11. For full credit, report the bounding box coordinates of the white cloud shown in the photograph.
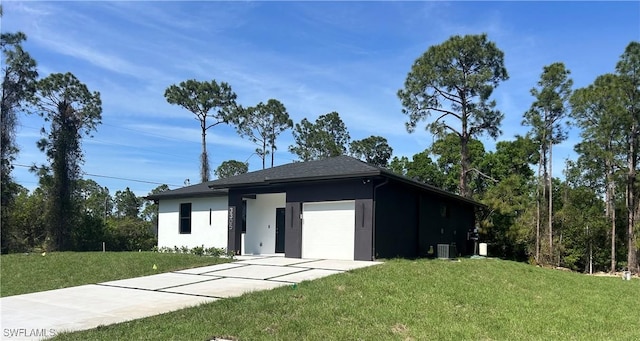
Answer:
[125,123,251,150]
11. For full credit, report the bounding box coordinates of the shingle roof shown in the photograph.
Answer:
[145,181,227,201]
[208,155,381,188]
[145,156,378,200]
[146,155,482,207]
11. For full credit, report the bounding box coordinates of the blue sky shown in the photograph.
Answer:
[3,1,639,196]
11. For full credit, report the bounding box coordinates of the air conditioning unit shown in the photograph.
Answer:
[437,243,457,259]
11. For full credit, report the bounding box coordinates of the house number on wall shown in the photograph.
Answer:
[228,206,235,230]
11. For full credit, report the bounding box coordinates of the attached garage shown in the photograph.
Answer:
[150,156,481,262]
[301,201,355,260]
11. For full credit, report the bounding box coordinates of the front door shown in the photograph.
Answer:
[275,207,285,253]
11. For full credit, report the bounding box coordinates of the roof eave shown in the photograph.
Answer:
[208,171,382,189]
[380,170,486,208]
[145,189,228,201]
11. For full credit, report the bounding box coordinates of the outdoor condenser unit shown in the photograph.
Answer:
[437,243,457,259]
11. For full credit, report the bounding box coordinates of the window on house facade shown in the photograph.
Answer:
[180,203,192,234]
[440,204,450,218]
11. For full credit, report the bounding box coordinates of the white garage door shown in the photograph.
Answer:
[302,200,355,260]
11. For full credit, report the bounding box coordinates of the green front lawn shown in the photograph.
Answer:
[0,251,230,297]
[52,258,639,340]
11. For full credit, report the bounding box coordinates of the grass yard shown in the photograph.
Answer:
[0,252,231,297]
[52,258,639,341]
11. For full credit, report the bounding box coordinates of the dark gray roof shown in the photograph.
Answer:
[146,156,482,207]
[145,182,227,201]
[146,156,378,201]
[208,155,381,188]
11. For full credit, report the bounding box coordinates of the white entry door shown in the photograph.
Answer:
[301,200,355,260]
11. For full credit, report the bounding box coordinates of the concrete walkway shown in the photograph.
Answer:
[1,256,380,340]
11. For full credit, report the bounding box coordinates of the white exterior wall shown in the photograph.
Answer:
[244,193,286,255]
[157,196,228,250]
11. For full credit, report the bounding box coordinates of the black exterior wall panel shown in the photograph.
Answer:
[354,199,374,261]
[231,185,287,198]
[285,202,302,258]
[416,192,475,257]
[418,194,442,256]
[226,193,243,254]
[284,179,373,203]
[227,175,475,260]
[455,203,475,256]
[230,179,375,260]
[228,179,372,203]
[374,180,476,259]
[374,182,419,259]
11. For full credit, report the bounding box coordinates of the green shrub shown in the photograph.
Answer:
[4,188,48,253]
[72,214,108,251]
[104,218,157,251]
[190,245,204,256]
[153,245,230,258]
[205,246,224,257]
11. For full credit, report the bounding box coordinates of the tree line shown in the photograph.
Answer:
[1,6,638,274]
[393,34,639,274]
[0,7,392,254]
[164,82,393,181]
[6,180,164,253]
[163,34,639,274]
[0,8,157,253]
[1,14,162,252]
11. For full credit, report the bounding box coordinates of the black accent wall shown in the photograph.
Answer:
[284,202,302,258]
[227,192,243,254]
[284,179,374,261]
[226,176,475,261]
[374,180,475,259]
[284,179,372,202]
[354,199,374,260]
[227,179,375,261]
[417,194,474,257]
[375,182,420,258]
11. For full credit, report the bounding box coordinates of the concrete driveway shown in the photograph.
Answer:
[0,256,380,340]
